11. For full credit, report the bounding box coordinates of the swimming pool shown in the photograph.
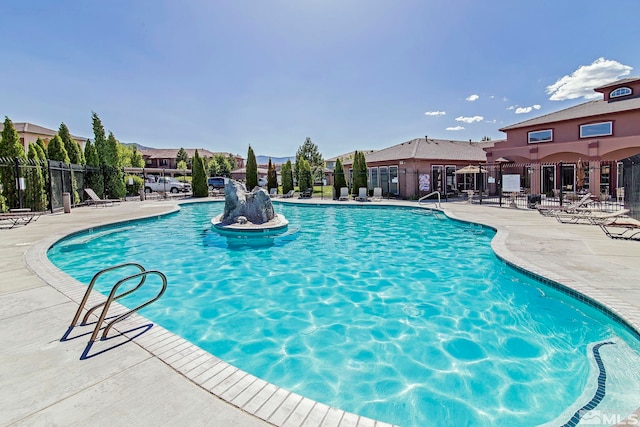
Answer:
[48,202,640,426]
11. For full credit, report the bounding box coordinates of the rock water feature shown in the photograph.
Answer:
[211,180,288,236]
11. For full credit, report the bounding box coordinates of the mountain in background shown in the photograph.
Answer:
[256,155,295,165]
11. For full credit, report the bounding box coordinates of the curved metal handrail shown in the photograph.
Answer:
[91,270,168,342]
[70,262,146,327]
[418,191,441,209]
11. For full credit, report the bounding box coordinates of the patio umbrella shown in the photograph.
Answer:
[576,158,585,189]
[455,165,487,174]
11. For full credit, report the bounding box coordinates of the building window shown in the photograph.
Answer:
[528,129,553,144]
[580,121,612,138]
[610,87,632,98]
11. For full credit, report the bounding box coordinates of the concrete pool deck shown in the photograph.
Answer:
[1,197,638,426]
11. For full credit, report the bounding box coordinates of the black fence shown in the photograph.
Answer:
[0,157,101,213]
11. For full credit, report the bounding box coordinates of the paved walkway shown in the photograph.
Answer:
[1,197,638,426]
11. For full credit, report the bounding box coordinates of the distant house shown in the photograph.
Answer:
[342,137,493,198]
[488,77,640,197]
[138,148,244,170]
[0,122,88,153]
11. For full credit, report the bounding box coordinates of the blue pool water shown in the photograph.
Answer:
[48,202,640,426]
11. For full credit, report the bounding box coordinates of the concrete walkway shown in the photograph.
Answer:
[1,198,638,426]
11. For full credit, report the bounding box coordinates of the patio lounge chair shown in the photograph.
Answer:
[599,217,640,240]
[269,188,278,197]
[0,210,42,229]
[84,188,121,207]
[537,192,592,216]
[553,209,630,225]
[299,188,312,199]
[355,187,369,202]
[372,187,383,201]
[338,187,350,201]
[282,190,294,198]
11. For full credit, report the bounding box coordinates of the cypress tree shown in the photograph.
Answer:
[267,158,278,193]
[281,160,293,194]
[298,158,312,192]
[245,145,258,190]
[192,150,208,197]
[48,135,70,163]
[333,158,347,199]
[84,139,103,195]
[26,144,47,211]
[0,116,26,209]
[58,123,84,164]
[103,131,125,198]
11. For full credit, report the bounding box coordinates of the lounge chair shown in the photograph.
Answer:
[372,187,383,201]
[282,190,294,198]
[0,210,42,229]
[537,193,592,216]
[269,188,278,197]
[554,209,630,225]
[338,187,350,201]
[299,188,312,199]
[355,187,369,202]
[84,188,121,207]
[599,217,640,240]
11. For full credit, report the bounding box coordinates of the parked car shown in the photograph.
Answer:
[144,176,191,193]
[208,176,229,191]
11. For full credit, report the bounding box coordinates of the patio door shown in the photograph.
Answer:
[380,166,389,194]
[542,165,555,194]
[389,166,398,195]
[561,164,575,192]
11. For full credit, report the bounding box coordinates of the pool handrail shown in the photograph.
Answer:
[418,191,441,209]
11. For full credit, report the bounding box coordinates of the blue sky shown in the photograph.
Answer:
[1,1,639,159]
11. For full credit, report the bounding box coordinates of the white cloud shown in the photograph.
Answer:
[455,115,484,123]
[424,111,446,116]
[507,105,516,110]
[515,104,541,114]
[466,94,479,102]
[546,57,633,101]
[446,126,465,131]
[485,119,497,124]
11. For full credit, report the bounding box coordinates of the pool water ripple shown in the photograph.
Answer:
[48,202,640,427]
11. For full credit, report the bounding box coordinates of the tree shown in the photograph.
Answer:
[103,131,125,198]
[333,158,347,199]
[92,112,107,167]
[267,158,278,193]
[58,123,84,164]
[36,138,48,158]
[245,145,258,190]
[351,151,368,196]
[130,147,144,168]
[298,158,312,192]
[84,139,103,196]
[295,137,324,183]
[25,144,47,211]
[176,147,189,167]
[191,150,208,197]
[176,160,187,171]
[47,135,70,163]
[281,160,294,195]
[0,116,26,209]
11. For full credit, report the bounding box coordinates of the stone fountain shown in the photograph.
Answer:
[211,180,288,234]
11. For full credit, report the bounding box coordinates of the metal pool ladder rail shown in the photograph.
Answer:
[69,262,168,342]
[418,191,441,209]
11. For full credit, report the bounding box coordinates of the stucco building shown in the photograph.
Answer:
[0,122,88,153]
[342,137,493,199]
[487,77,640,198]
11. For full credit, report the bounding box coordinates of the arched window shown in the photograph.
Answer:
[610,87,632,98]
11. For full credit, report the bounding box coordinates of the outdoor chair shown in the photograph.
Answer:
[599,216,640,240]
[355,187,369,202]
[0,210,42,229]
[269,188,278,197]
[282,190,294,198]
[372,187,383,201]
[553,209,630,225]
[299,188,312,199]
[84,188,121,207]
[537,193,592,217]
[338,187,350,201]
